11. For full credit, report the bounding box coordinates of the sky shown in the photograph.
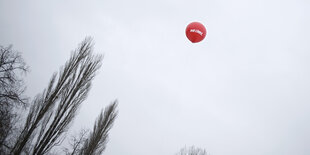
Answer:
[1,0,310,155]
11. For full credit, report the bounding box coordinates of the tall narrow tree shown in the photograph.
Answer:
[79,101,118,155]
[11,38,103,155]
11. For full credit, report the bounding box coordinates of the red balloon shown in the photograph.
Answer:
[186,22,207,43]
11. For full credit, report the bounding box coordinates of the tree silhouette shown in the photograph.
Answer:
[176,146,208,155]
[0,45,28,153]
[64,101,118,155]
[79,101,118,155]
[11,37,108,155]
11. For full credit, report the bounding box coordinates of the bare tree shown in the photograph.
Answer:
[176,146,208,155]
[63,101,118,155]
[11,37,103,155]
[78,101,118,155]
[63,129,89,155]
[0,45,28,153]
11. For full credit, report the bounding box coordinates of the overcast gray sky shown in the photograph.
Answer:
[1,0,310,155]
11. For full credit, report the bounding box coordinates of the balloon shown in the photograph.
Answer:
[185,22,207,43]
